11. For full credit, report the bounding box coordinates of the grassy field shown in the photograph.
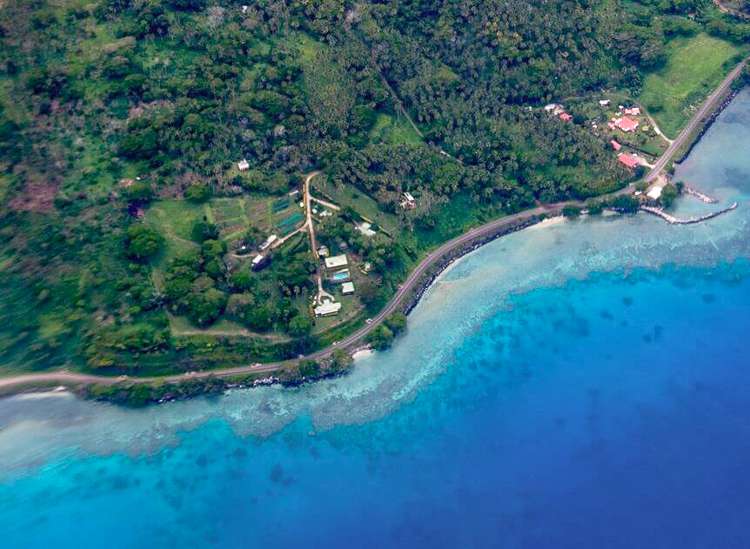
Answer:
[144,200,203,266]
[369,113,423,146]
[412,193,500,250]
[168,314,288,339]
[639,33,741,138]
[144,196,312,339]
[315,176,401,234]
[146,195,304,259]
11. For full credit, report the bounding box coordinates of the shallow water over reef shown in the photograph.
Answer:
[1,89,750,548]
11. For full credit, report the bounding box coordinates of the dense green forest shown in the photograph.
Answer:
[0,0,747,375]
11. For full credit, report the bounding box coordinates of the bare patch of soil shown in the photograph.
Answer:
[8,170,59,213]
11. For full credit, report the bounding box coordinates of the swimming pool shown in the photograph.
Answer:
[331,269,350,282]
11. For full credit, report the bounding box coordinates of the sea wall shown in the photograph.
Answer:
[674,86,743,166]
[399,215,549,317]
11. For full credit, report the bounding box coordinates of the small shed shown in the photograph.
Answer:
[251,254,269,271]
[259,234,278,251]
[647,186,663,200]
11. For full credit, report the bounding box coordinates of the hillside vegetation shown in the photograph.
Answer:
[0,0,747,375]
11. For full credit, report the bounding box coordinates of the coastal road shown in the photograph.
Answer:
[0,201,576,394]
[645,58,747,183]
[304,203,562,361]
[2,59,747,395]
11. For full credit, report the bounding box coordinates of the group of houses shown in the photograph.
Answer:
[607,105,641,135]
[545,99,649,172]
[608,105,649,171]
[314,253,357,317]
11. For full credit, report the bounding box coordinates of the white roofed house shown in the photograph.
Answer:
[324,254,348,270]
[355,222,376,237]
[341,281,355,295]
[647,186,663,201]
[237,159,250,171]
[314,302,342,317]
[259,234,278,251]
[251,254,269,271]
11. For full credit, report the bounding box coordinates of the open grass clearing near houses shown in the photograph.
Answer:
[314,176,400,235]
[639,33,741,138]
[145,194,304,258]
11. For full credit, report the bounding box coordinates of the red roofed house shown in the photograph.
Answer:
[559,112,573,122]
[618,153,640,169]
[615,116,639,132]
[610,140,622,151]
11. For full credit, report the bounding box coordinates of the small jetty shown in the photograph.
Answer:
[684,186,719,204]
[640,202,738,225]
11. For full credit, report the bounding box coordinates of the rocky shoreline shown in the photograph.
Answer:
[399,216,547,317]
[674,86,741,165]
[74,214,551,406]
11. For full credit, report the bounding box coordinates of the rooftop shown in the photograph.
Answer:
[341,281,355,294]
[617,153,640,169]
[615,116,639,132]
[314,302,342,317]
[647,186,663,200]
[324,254,348,269]
[356,222,376,237]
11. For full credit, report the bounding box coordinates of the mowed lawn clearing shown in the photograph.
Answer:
[315,176,401,235]
[144,200,203,266]
[369,113,423,146]
[639,33,741,138]
[146,194,306,260]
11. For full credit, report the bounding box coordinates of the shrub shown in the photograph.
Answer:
[124,224,163,260]
[298,359,320,378]
[185,183,211,202]
[562,205,582,218]
[660,183,679,208]
[288,314,313,337]
[367,325,394,351]
[384,312,407,335]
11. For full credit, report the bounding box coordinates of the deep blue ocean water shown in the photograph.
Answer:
[1,90,750,548]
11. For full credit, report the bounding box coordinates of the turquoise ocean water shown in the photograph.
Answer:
[1,90,750,548]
